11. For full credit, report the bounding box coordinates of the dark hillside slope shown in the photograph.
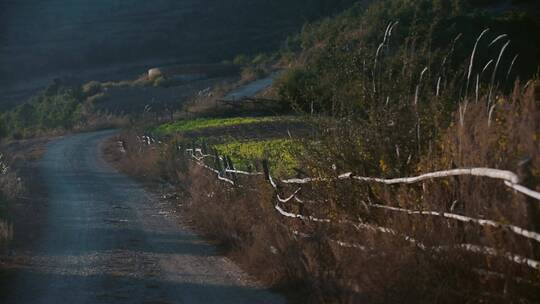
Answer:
[0,0,356,104]
[275,0,540,115]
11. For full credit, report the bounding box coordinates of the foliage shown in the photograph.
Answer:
[0,118,5,139]
[215,139,299,176]
[233,54,250,66]
[0,83,85,139]
[113,0,540,302]
[276,69,321,113]
[276,0,540,116]
[35,93,82,130]
[272,0,540,179]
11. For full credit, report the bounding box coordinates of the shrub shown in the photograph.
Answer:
[1,83,85,137]
[35,93,82,130]
[180,84,540,303]
[233,54,250,66]
[275,0,540,117]
[251,53,269,65]
[215,139,299,176]
[276,68,320,113]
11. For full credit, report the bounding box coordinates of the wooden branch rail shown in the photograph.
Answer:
[438,244,540,270]
[186,150,540,203]
[371,204,540,243]
[282,168,519,185]
[290,229,370,250]
[183,146,540,270]
[277,199,540,270]
[281,168,540,202]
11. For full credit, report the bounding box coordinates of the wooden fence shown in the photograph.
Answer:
[135,135,540,275]
[184,145,540,272]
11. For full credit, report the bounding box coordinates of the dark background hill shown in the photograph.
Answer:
[0,0,356,106]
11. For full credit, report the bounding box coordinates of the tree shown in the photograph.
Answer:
[12,103,37,130]
[36,93,81,130]
[0,115,7,141]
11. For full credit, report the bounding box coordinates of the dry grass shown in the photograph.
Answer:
[0,151,25,203]
[75,113,129,132]
[175,84,540,303]
[103,131,163,180]
[183,166,306,297]
[181,82,235,115]
[108,82,540,303]
[0,172,24,203]
[0,152,25,245]
[181,164,505,303]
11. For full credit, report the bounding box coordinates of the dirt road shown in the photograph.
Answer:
[1,130,284,304]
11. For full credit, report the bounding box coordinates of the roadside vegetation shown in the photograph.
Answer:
[109,0,540,302]
[215,139,299,175]
[0,80,127,140]
[154,116,288,135]
[0,81,126,250]
[0,154,23,245]
[1,0,537,302]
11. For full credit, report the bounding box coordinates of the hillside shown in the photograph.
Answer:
[1,1,540,303]
[272,0,540,115]
[104,0,540,302]
[0,0,357,106]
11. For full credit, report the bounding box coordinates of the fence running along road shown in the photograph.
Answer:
[134,136,540,273]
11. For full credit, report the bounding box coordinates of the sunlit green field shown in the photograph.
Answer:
[215,139,299,176]
[154,116,295,135]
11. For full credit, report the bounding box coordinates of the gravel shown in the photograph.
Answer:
[1,130,285,304]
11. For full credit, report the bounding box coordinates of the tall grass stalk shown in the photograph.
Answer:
[488,40,511,106]
[488,103,496,127]
[441,34,461,70]
[414,67,429,105]
[374,20,398,94]
[475,74,480,103]
[481,59,494,76]
[466,28,490,96]
[415,67,428,153]
[505,54,519,83]
[389,21,399,36]
[383,21,393,44]
[488,34,508,47]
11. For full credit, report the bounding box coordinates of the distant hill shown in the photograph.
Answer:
[0,0,357,106]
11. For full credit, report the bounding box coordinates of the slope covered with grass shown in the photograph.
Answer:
[112,1,540,302]
[215,139,299,175]
[173,0,540,302]
[154,116,297,135]
[274,0,540,115]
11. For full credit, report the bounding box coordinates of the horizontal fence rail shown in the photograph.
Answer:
[282,168,519,185]
[143,145,540,272]
[282,169,540,202]
[185,147,540,202]
[371,204,540,243]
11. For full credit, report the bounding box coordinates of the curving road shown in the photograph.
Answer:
[2,130,284,304]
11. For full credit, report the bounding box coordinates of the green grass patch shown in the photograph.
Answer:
[215,139,299,176]
[154,116,292,135]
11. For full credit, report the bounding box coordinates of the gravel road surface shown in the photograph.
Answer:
[1,130,284,304]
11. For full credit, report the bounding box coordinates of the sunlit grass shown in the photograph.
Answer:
[154,116,294,135]
[214,139,299,176]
